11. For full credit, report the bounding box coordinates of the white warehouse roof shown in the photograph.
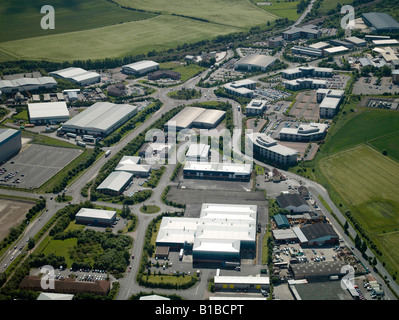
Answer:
[186,143,210,161]
[97,171,133,192]
[28,102,69,122]
[75,208,116,221]
[122,60,159,72]
[214,276,270,285]
[49,67,100,85]
[115,156,151,174]
[165,107,225,131]
[183,161,252,175]
[62,102,138,135]
[156,203,257,248]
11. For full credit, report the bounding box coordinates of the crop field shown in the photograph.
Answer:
[0,15,243,62]
[0,0,155,43]
[115,0,278,28]
[319,144,399,273]
[0,0,281,62]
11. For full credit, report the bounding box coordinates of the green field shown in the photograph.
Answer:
[0,0,281,62]
[320,109,399,156]
[311,104,399,279]
[0,15,243,62]
[316,0,354,15]
[159,62,206,82]
[41,238,78,267]
[0,0,155,43]
[369,133,399,163]
[252,0,302,21]
[115,0,277,28]
[319,145,399,273]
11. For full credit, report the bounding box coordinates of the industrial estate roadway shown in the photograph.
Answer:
[1,0,397,300]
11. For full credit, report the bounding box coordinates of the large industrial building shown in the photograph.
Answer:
[164,107,225,132]
[345,36,367,47]
[49,67,100,86]
[28,102,70,124]
[234,54,277,72]
[362,12,399,33]
[61,102,138,137]
[122,60,159,76]
[75,208,117,227]
[96,171,133,195]
[278,123,328,142]
[0,129,22,163]
[155,203,257,265]
[183,161,252,181]
[247,132,298,166]
[323,46,350,55]
[114,156,151,177]
[214,276,270,292]
[0,76,57,94]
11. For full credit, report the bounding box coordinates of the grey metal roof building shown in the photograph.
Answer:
[61,102,138,137]
[191,109,225,129]
[164,107,225,132]
[114,155,151,177]
[97,171,133,195]
[0,77,57,94]
[276,193,310,213]
[122,60,159,76]
[164,106,205,132]
[234,54,277,72]
[0,129,21,163]
[299,223,339,246]
[290,261,347,281]
[362,12,399,33]
[49,67,100,86]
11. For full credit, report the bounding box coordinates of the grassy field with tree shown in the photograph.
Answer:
[294,99,399,283]
[252,0,303,21]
